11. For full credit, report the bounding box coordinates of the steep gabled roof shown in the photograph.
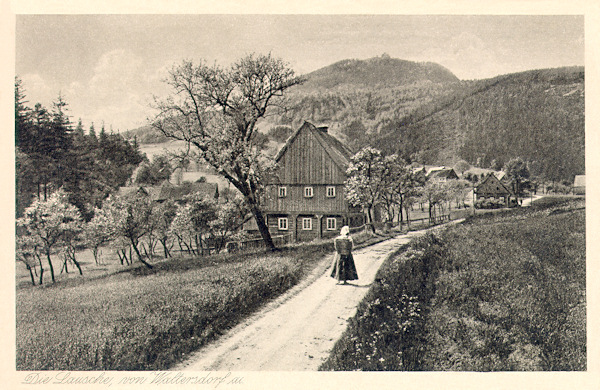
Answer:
[152,181,218,202]
[427,167,458,180]
[476,172,513,195]
[275,121,353,171]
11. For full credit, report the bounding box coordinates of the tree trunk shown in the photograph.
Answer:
[92,246,100,265]
[249,203,275,250]
[366,206,376,233]
[71,256,83,275]
[130,238,153,269]
[61,255,69,274]
[399,195,404,224]
[160,238,171,258]
[36,253,44,285]
[25,262,35,286]
[45,249,56,283]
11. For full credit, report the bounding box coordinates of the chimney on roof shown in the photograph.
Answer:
[317,126,328,133]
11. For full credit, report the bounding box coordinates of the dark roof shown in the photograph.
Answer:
[152,181,218,202]
[118,182,218,202]
[275,121,354,171]
[476,172,513,195]
[427,167,458,180]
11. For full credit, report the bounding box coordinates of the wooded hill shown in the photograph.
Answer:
[131,56,584,183]
[278,64,584,183]
[370,66,584,183]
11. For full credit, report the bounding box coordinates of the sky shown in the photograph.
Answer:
[15,14,584,132]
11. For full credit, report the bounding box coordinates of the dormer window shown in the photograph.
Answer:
[278,186,287,198]
[326,186,336,198]
[304,187,313,198]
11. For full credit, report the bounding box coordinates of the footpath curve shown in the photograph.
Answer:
[174,224,459,371]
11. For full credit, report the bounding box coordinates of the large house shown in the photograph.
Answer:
[262,121,364,242]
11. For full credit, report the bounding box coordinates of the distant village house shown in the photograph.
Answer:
[426,166,459,182]
[475,172,513,207]
[118,181,219,203]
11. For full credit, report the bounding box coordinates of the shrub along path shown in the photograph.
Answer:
[174,222,462,371]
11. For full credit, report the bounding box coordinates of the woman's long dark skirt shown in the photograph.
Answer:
[330,253,358,282]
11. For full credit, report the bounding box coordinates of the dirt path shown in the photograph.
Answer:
[174,226,454,371]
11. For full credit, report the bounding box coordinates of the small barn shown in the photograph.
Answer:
[151,181,219,203]
[475,173,514,207]
[117,181,218,203]
[426,167,459,182]
[573,175,585,194]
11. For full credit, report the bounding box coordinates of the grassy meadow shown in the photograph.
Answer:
[321,197,585,371]
[16,227,391,370]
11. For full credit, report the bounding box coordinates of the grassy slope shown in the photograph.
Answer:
[16,229,392,371]
[320,197,585,371]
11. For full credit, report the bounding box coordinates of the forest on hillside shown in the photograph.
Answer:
[273,66,585,184]
[126,59,584,184]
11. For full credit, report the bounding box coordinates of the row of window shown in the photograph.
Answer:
[278,186,336,198]
[278,217,337,231]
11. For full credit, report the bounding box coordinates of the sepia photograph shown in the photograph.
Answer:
[6,1,598,388]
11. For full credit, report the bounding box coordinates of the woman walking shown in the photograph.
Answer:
[330,226,358,284]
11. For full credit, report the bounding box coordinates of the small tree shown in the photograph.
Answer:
[345,147,386,233]
[169,194,217,256]
[102,193,154,268]
[17,190,82,283]
[209,195,248,252]
[420,181,447,224]
[135,154,173,185]
[152,199,178,258]
[454,160,471,176]
[84,206,115,264]
[16,234,39,286]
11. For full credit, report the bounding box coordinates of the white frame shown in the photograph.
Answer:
[326,217,336,230]
[278,186,287,198]
[278,217,288,230]
[304,186,314,198]
[302,217,312,230]
[326,186,336,198]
